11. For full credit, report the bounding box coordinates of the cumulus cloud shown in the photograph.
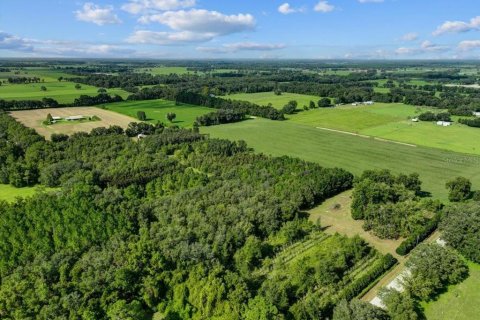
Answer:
[0,31,34,52]
[395,40,449,56]
[458,40,480,51]
[433,16,480,36]
[122,0,195,14]
[401,32,418,41]
[197,42,286,54]
[128,9,255,45]
[278,3,303,15]
[75,3,121,25]
[314,1,334,13]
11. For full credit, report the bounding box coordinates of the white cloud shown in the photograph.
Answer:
[395,41,449,56]
[278,3,303,15]
[75,3,121,26]
[126,30,214,44]
[401,32,418,41]
[358,0,384,3]
[121,0,195,14]
[0,31,34,52]
[458,40,480,51]
[314,1,334,13]
[197,42,286,53]
[433,16,480,36]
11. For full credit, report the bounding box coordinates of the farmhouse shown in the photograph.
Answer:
[436,121,451,126]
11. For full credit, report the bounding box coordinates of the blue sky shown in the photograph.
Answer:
[1,0,480,59]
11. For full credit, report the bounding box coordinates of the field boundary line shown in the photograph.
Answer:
[315,127,417,148]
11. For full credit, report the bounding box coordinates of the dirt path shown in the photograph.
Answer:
[315,127,417,147]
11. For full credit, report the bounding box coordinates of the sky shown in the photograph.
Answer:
[1,0,480,59]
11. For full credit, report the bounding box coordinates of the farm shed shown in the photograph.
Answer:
[65,115,86,121]
[436,121,451,126]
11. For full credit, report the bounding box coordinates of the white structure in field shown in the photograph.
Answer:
[412,118,419,122]
[436,121,451,126]
[52,116,62,120]
[65,115,86,121]
[473,111,480,117]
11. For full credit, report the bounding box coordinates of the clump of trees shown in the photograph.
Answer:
[166,112,176,123]
[459,117,480,128]
[196,109,245,126]
[281,100,298,114]
[418,111,451,122]
[446,176,472,202]
[440,202,480,263]
[350,170,437,240]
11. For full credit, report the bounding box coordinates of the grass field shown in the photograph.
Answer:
[422,261,480,320]
[0,184,56,202]
[287,103,480,155]
[11,107,136,138]
[0,81,129,104]
[203,118,480,200]
[227,92,323,109]
[102,99,214,127]
[309,190,403,258]
[136,66,192,75]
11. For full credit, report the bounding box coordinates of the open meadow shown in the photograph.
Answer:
[0,82,129,104]
[101,99,214,127]
[287,102,480,155]
[10,107,136,138]
[203,118,480,201]
[227,91,323,109]
[0,184,56,203]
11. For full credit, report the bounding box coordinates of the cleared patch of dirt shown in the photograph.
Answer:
[10,107,137,139]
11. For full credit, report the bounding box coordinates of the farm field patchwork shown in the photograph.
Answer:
[0,81,129,104]
[287,103,480,155]
[203,118,480,200]
[101,99,214,127]
[10,107,136,138]
[227,92,323,109]
[422,261,480,320]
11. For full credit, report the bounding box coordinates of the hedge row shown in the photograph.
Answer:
[395,213,440,256]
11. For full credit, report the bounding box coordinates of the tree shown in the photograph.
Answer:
[46,113,53,124]
[244,296,280,320]
[40,85,47,91]
[333,299,390,320]
[98,88,107,93]
[166,112,177,123]
[309,100,316,109]
[58,76,63,82]
[440,202,480,262]
[137,111,147,121]
[274,88,282,96]
[404,243,468,300]
[380,289,418,320]
[446,176,472,202]
[75,84,82,90]
[318,97,332,108]
[281,101,297,114]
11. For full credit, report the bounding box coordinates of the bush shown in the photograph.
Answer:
[396,213,440,256]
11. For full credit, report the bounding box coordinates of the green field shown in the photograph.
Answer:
[0,184,56,202]
[227,91,323,109]
[0,81,129,104]
[0,67,74,82]
[287,103,480,155]
[102,99,214,127]
[203,118,480,200]
[136,66,192,75]
[423,261,480,320]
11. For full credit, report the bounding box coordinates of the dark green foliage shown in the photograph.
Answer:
[404,243,468,300]
[281,100,298,114]
[445,176,472,202]
[51,133,69,142]
[196,109,246,126]
[318,97,332,108]
[418,111,451,122]
[380,289,419,320]
[459,117,480,127]
[333,299,390,320]
[440,202,480,263]
[396,212,441,256]
[0,113,354,319]
[166,112,176,122]
[137,110,147,121]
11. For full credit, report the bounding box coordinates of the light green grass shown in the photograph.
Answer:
[101,99,214,127]
[136,66,192,75]
[0,67,74,82]
[227,92,323,109]
[287,103,480,155]
[422,261,480,320]
[0,81,129,104]
[203,118,480,200]
[0,184,56,202]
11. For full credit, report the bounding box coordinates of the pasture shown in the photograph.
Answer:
[11,107,136,138]
[227,91,323,109]
[136,66,191,75]
[0,184,56,202]
[287,103,480,155]
[422,261,480,320]
[0,81,129,104]
[101,99,214,127]
[202,118,480,200]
